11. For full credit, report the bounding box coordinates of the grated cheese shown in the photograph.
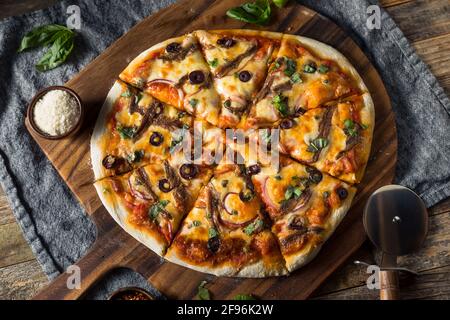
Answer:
[33,89,80,136]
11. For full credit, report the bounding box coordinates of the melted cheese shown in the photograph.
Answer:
[196,30,279,127]
[120,34,221,126]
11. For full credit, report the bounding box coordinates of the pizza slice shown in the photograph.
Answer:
[94,160,213,256]
[245,34,367,128]
[119,33,221,126]
[278,94,374,184]
[165,161,287,277]
[251,157,356,272]
[195,30,281,128]
[91,80,194,180]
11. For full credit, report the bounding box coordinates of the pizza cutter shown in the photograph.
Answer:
[362,185,428,300]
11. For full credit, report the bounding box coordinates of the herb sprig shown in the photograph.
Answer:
[18,24,76,72]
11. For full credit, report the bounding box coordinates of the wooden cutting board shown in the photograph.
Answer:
[28,0,397,300]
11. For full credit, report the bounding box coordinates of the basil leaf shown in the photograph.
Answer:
[149,200,170,221]
[192,220,201,227]
[243,219,264,235]
[208,58,219,67]
[117,125,137,139]
[307,137,329,152]
[169,135,184,153]
[197,281,211,300]
[36,31,74,72]
[318,64,330,74]
[226,0,271,26]
[284,58,297,77]
[18,24,71,52]
[285,185,303,200]
[303,62,317,73]
[189,98,198,108]
[272,0,289,8]
[121,90,132,98]
[290,72,302,83]
[208,228,218,238]
[127,150,144,163]
[344,119,358,137]
[272,94,289,117]
[234,294,256,300]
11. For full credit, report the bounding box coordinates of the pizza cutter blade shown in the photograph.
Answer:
[363,185,428,300]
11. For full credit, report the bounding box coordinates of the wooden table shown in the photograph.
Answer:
[0,0,449,300]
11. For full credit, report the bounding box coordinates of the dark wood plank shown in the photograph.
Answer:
[0,0,58,20]
[385,0,450,42]
[413,33,450,95]
[0,260,47,300]
[0,222,37,268]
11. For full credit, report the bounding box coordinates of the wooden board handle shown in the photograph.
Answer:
[32,207,139,300]
[379,270,399,300]
[32,239,118,300]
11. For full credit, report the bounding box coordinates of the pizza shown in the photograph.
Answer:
[94,161,213,255]
[91,30,375,277]
[278,94,374,184]
[119,34,221,126]
[165,160,287,277]
[250,156,356,271]
[244,35,367,128]
[195,30,281,128]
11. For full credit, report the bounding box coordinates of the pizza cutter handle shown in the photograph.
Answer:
[379,270,400,300]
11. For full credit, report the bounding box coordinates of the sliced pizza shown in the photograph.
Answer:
[245,34,367,128]
[195,30,281,128]
[91,80,193,179]
[94,160,213,255]
[165,161,287,277]
[119,34,221,126]
[251,157,356,271]
[278,93,374,184]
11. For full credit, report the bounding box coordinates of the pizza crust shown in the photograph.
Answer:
[94,181,167,256]
[282,34,369,93]
[283,186,357,272]
[164,249,237,277]
[165,246,288,278]
[236,259,288,277]
[91,81,125,180]
[118,35,187,86]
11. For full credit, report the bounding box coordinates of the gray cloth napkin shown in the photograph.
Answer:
[0,0,448,299]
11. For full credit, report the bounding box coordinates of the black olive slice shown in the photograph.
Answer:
[207,236,220,253]
[149,132,164,146]
[337,187,348,199]
[239,190,254,202]
[166,42,182,53]
[238,70,252,82]
[306,167,323,184]
[188,70,205,85]
[280,119,295,129]
[158,178,173,193]
[102,155,122,169]
[247,164,261,176]
[179,164,199,180]
[217,37,236,48]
